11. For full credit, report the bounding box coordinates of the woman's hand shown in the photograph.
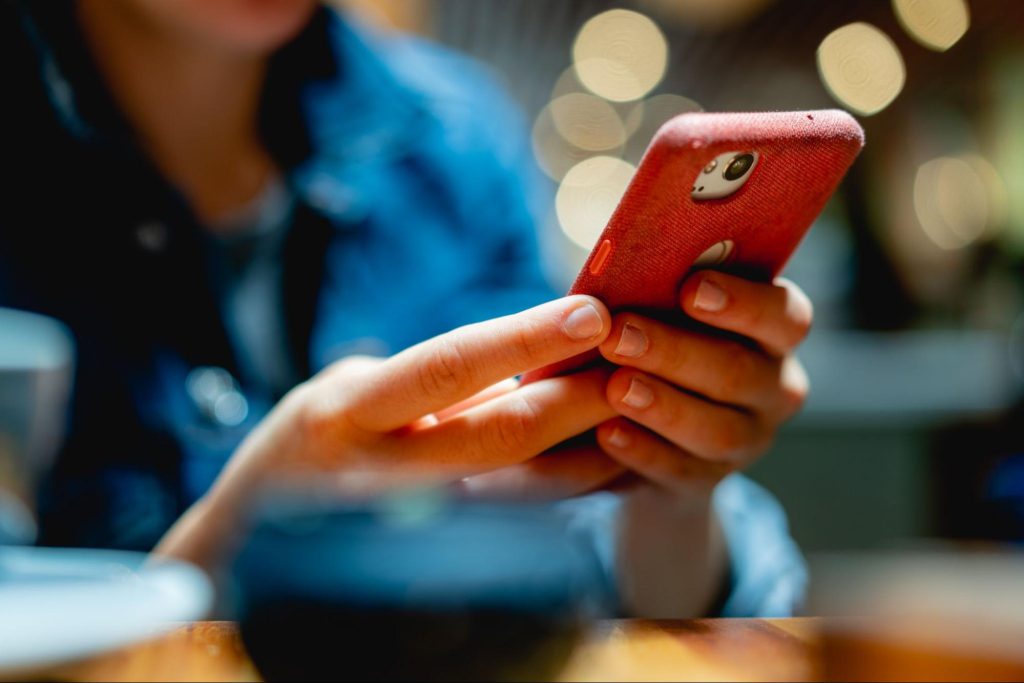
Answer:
[155,295,624,570]
[458,272,813,618]
[594,271,811,497]
[459,272,811,501]
[597,271,812,617]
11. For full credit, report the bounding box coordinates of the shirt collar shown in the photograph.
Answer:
[283,14,431,225]
[14,0,134,148]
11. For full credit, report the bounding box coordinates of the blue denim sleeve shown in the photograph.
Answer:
[389,42,560,325]
[555,474,807,618]
[443,96,560,322]
[715,475,808,617]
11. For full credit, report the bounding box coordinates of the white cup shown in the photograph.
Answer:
[0,309,74,545]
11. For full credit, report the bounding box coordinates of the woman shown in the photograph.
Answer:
[1,0,810,617]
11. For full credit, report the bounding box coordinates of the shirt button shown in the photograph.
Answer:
[186,367,249,428]
[135,221,168,253]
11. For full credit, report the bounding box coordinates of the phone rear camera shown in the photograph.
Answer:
[723,153,755,181]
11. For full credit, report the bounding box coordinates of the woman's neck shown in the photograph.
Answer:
[76,0,276,225]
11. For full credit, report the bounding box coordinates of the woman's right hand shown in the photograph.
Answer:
[155,296,623,570]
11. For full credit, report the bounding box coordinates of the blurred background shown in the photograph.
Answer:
[343,0,1024,554]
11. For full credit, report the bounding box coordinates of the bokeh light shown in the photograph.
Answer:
[892,0,970,52]
[913,156,1003,251]
[552,66,643,138]
[532,104,616,182]
[549,93,627,152]
[817,22,906,116]
[962,153,1010,236]
[623,93,703,164]
[572,9,668,103]
[556,156,636,248]
[550,65,587,101]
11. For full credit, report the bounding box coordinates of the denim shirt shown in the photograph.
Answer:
[0,3,804,616]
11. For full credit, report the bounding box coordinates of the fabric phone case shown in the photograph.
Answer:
[525,109,864,382]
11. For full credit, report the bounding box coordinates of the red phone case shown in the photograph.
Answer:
[526,109,864,382]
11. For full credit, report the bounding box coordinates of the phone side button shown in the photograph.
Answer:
[589,239,613,276]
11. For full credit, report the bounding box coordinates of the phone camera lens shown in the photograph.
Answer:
[723,153,755,181]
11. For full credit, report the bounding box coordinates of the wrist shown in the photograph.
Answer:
[615,485,727,618]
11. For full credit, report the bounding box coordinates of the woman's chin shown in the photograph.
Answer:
[130,0,319,56]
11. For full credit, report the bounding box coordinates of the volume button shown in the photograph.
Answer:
[589,239,613,276]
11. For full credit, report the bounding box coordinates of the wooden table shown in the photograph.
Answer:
[48,619,821,682]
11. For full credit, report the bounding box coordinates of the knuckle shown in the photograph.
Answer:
[787,312,813,348]
[508,317,547,364]
[720,345,757,398]
[489,394,542,455]
[660,447,693,481]
[663,333,694,375]
[706,419,751,462]
[417,339,471,397]
[783,286,814,347]
[781,385,808,417]
[294,385,343,446]
[744,293,773,332]
[780,359,810,414]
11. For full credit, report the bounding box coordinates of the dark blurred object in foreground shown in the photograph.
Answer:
[231,495,614,682]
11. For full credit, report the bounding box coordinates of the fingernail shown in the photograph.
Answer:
[621,376,654,409]
[614,323,648,358]
[563,302,604,340]
[694,279,728,313]
[608,426,632,448]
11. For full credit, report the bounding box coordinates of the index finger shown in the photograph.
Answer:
[344,296,611,432]
[680,272,813,357]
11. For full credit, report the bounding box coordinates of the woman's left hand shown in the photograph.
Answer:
[592,270,811,497]
[457,271,813,617]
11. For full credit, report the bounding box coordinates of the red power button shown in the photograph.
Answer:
[589,239,612,276]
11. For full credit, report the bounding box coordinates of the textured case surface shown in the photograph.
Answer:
[573,109,863,307]
[527,109,864,382]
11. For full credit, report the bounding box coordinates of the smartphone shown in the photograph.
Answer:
[526,109,864,381]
